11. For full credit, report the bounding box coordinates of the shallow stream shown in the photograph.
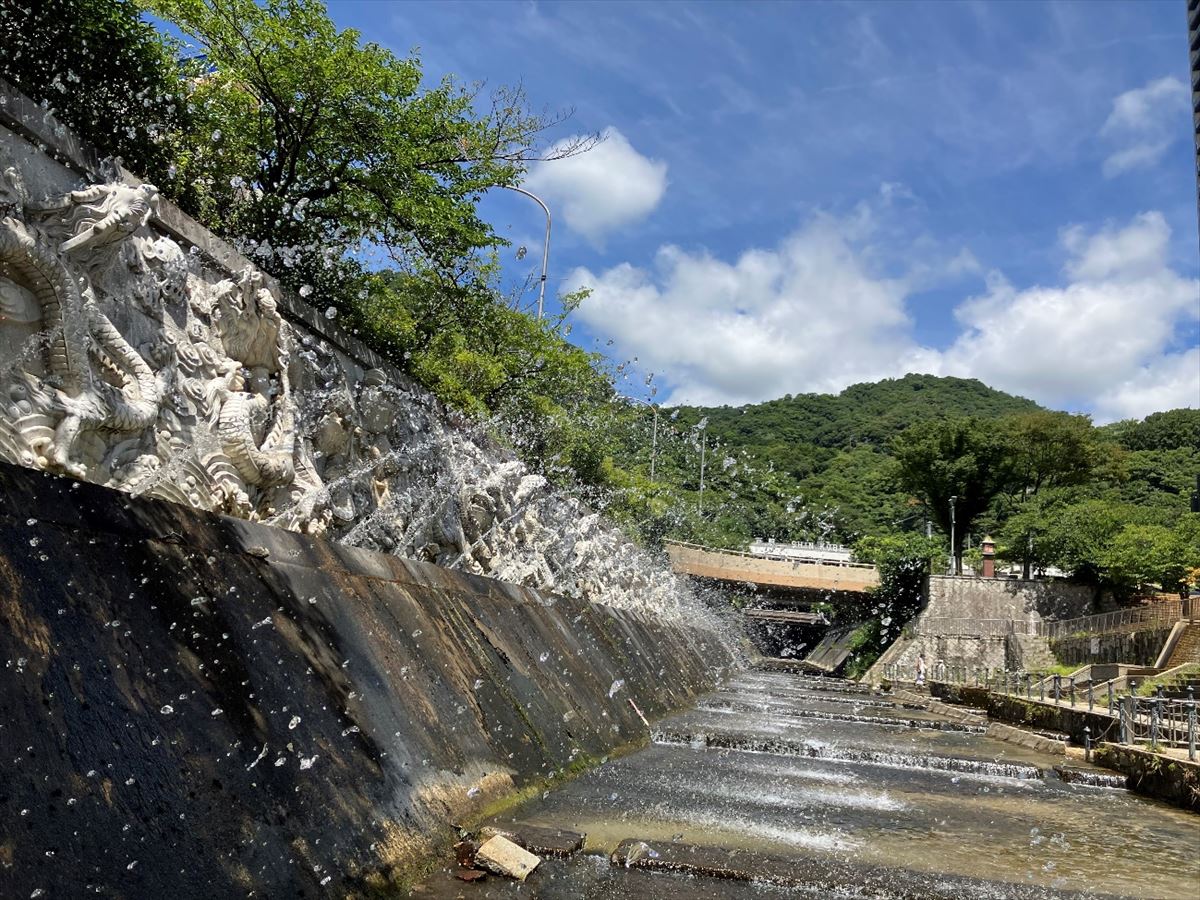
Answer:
[420,670,1200,898]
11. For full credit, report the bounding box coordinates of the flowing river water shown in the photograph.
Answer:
[419,669,1199,899]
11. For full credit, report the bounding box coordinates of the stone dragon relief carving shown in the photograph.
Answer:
[0,161,712,621]
[0,168,313,521]
[0,171,162,479]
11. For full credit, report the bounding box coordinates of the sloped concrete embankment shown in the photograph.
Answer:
[0,462,731,898]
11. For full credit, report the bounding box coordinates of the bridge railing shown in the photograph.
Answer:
[664,539,877,570]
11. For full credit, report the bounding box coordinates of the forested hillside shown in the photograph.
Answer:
[610,378,1198,598]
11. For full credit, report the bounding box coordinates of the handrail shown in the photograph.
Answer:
[916,616,1040,637]
[1039,599,1195,641]
[663,539,877,570]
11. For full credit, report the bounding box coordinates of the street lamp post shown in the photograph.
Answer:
[949,494,958,576]
[502,185,551,320]
[627,397,659,483]
[649,405,659,483]
[695,419,708,514]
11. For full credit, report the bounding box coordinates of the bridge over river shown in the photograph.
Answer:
[665,540,879,598]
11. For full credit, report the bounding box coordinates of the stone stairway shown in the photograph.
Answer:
[1166,623,1200,667]
[1005,632,1058,672]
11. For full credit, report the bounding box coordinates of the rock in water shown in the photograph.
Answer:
[475,835,540,881]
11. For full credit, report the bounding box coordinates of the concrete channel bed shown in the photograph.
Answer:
[421,670,1200,899]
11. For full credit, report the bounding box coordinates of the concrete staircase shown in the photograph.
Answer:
[1165,623,1200,667]
[1006,632,1058,672]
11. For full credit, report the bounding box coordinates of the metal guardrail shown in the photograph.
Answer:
[916,617,1040,637]
[906,600,1195,641]
[881,663,1199,760]
[1038,599,1197,641]
[664,539,876,570]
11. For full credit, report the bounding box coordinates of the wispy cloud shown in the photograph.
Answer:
[1100,76,1189,177]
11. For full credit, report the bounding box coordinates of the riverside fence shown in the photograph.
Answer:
[883,662,1199,761]
[912,598,1197,640]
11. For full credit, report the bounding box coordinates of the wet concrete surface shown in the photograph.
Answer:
[418,671,1200,899]
[0,463,730,898]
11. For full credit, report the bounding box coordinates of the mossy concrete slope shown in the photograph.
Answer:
[0,462,730,897]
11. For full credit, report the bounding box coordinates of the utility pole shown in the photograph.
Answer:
[699,432,706,513]
[949,495,958,576]
[649,404,659,483]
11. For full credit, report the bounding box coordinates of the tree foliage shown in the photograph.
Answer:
[146,0,594,299]
[0,0,187,179]
[891,417,1014,572]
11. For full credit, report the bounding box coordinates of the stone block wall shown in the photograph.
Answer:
[924,575,1096,623]
[867,576,1098,682]
[1050,628,1175,667]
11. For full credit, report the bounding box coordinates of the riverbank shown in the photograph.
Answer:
[414,669,1200,898]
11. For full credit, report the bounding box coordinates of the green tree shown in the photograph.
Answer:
[146,0,593,300]
[846,532,943,675]
[0,0,187,180]
[1000,411,1101,576]
[1099,522,1198,597]
[1105,408,1200,452]
[891,417,1014,574]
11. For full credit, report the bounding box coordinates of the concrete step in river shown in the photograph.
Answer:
[415,670,1200,898]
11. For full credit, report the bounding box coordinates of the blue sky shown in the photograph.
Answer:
[327,0,1198,420]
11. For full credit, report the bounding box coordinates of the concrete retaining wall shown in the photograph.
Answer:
[866,576,1097,682]
[924,575,1095,622]
[1051,628,1174,667]
[1092,745,1200,812]
[0,462,730,897]
[929,683,1200,812]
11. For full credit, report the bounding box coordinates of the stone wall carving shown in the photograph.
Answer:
[0,107,719,625]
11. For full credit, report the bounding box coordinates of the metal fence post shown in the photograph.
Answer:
[1069,676,1076,706]
[1188,687,1196,762]
[1054,674,1061,705]
[1040,676,1045,702]
[1120,695,1131,745]
[1150,698,1159,751]
[1107,681,1114,716]
[1088,682,1094,712]
[1084,726,1092,762]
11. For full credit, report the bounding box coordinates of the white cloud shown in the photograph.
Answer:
[523,127,667,245]
[935,212,1197,419]
[1100,77,1189,177]
[568,209,1199,420]
[1095,349,1200,423]
[566,210,942,407]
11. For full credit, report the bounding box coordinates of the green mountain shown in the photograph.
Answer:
[613,375,1197,553]
[672,374,1041,475]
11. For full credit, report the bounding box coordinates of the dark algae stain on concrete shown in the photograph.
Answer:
[0,463,728,897]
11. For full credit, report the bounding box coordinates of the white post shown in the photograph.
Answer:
[650,405,659,483]
[504,186,551,320]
